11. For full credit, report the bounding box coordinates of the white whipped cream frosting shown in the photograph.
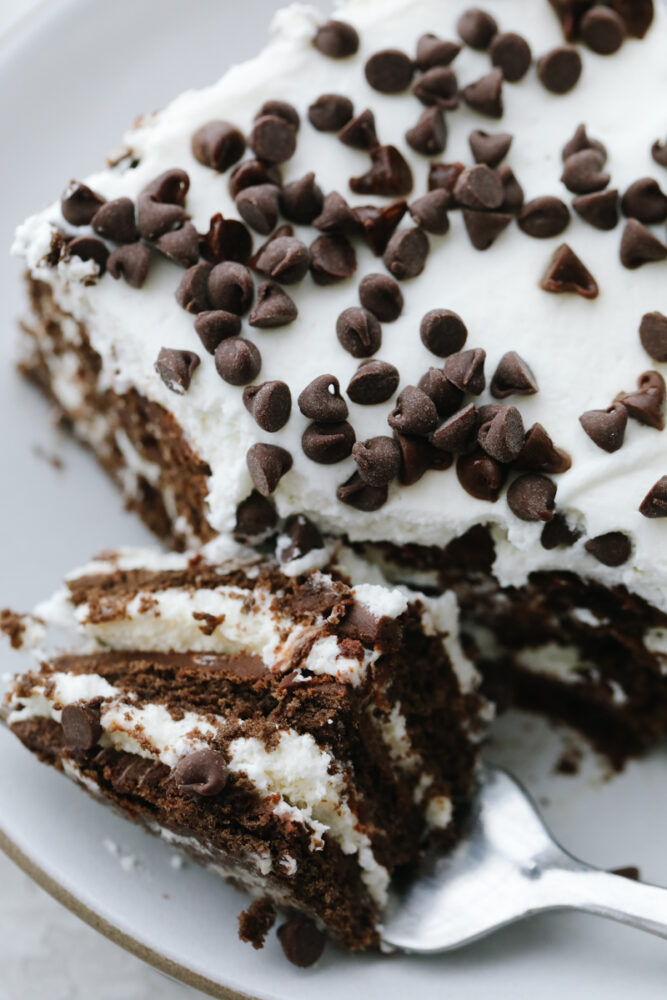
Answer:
[13,0,667,608]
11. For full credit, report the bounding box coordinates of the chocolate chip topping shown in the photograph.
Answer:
[208,261,254,314]
[108,243,151,289]
[416,33,461,71]
[579,403,628,453]
[388,385,439,436]
[308,94,354,132]
[478,406,525,462]
[613,0,654,39]
[313,19,359,59]
[462,68,504,118]
[313,192,361,236]
[91,198,138,243]
[352,436,402,486]
[194,310,242,353]
[336,472,388,511]
[572,189,620,231]
[191,121,246,173]
[137,169,189,239]
[246,443,293,495]
[249,115,297,164]
[419,368,464,418]
[214,337,261,385]
[234,491,277,539]
[383,227,429,280]
[432,403,479,453]
[347,359,400,405]
[516,423,572,474]
[280,173,324,226]
[620,219,667,269]
[507,474,557,522]
[490,31,532,82]
[310,234,358,285]
[155,347,200,394]
[562,124,607,163]
[338,110,379,151]
[397,434,452,484]
[355,201,408,256]
[621,178,667,224]
[491,351,538,398]
[298,375,349,422]
[406,108,447,156]
[518,196,570,238]
[652,139,667,169]
[302,422,356,463]
[248,281,298,328]
[580,7,626,54]
[256,100,300,131]
[409,190,450,235]
[640,477,667,518]
[541,513,581,550]
[177,262,213,313]
[255,236,310,284]
[365,49,415,93]
[359,273,404,322]
[617,370,666,429]
[463,210,512,250]
[469,130,512,168]
[61,181,106,226]
[153,222,200,268]
[235,184,281,235]
[413,67,460,109]
[281,514,324,562]
[68,237,109,274]
[61,704,102,752]
[199,215,250,267]
[541,243,599,299]
[243,381,292,432]
[429,161,465,195]
[350,145,414,197]
[454,165,503,210]
[420,309,467,357]
[456,449,506,501]
[336,307,382,358]
[173,749,227,797]
[457,8,498,49]
[585,532,632,567]
[497,164,525,212]
[229,160,282,199]
[639,312,667,362]
[561,150,610,194]
[538,47,582,94]
[445,348,486,394]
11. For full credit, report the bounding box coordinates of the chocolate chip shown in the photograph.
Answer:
[617,370,666,429]
[478,406,525,462]
[255,236,310,284]
[246,443,293,495]
[229,160,282,199]
[572,189,620,230]
[463,210,512,250]
[194,310,242,353]
[429,161,465,195]
[541,513,581,550]
[280,173,324,226]
[416,34,461,70]
[355,201,408,256]
[365,49,414,93]
[91,198,138,243]
[298,375,349,422]
[515,423,572,474]
[176,262,212,313]
[420,309,467,357]
[454,165,503,210]
[612,0,654,39]
[336,472,388,511]
[313,192,361,236]
[155,347,200,393]
[256,100,300,132]
[359,273,404,322]
[640,477,667,518]
[336,307,382,358]
[406,108,447,156]
[214,337,261,385]
[409,190,450,235]
[249,116,297,164]
[562,150,610,195]
[350,146,414,198]
[652,139,667,169]
[456,449,506,501]
[457,8,498,49]
[620,219,667,269]
[243,381,292,432]
[235,184,280,235]
[538,47,582,94]
[579,403,628,453]
[413,67,459,109]
[310,234,357,285]
[490,32,532,82]
[68,236,109,274]
[248,281,298,328]
[347,359,400,405]
[308,94,354,132]
[432,403,479,453]
[153,222,200,268]
[191,121,246,173]
[621,178,667,225]
[313,19,359,59]
[383,227,429,280]
[201,213,253,266]
[388,385,439,436]
[562,124,607,163]
[338,109,379,151]
[208,261,254,314]
[490,352,538,399]
[541,243,599,299]
[445,348,486,394]
[585,532,632,567]
[61,181,105,226]
[352,436,401,487]
[137,169,189,239]
[469,130,512,168]
[108,243,151,289]
[173,749,227,797]
[462,69,504,118]
[397,433,452,484]
[61,704,102,751]
[497,164,524,213]
[235,491,277,539]
[507,474,557,522]
[518,196,570,238]
[639,312,667,362]
[580,7,626,54]
[302,422,356,463]
[281,515,324,562]
[419,368,464,418]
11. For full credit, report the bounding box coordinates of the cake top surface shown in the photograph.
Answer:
[13,0,667,609]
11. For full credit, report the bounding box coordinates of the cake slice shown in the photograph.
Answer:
[1,531,488,957]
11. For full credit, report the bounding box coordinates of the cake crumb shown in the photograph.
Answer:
[238,898,277,950]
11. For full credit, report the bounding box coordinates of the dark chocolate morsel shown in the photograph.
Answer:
[229,160,282,199]
[620,219,667,269]
[413,67,459,109]
[346,360,400,405]
[365,49,415,93]
[457,8,498,49]
[254,236,310,284]
[155,347,200,393]
[454,165,503,210]
[352,436,402,487]
[478,405,525,463]
[310,234,357,285]
[616,370,666,430]
[561,150,610,195]
[336,307,382,358]
[191,121,246,172]
[61,704,102,751]
[388,385,439,436]
[409,190,450,235]
[507,474,557,522]
[173,749,227,797]
[432,403,479,453]
[153,222,200,268]
[350,146,414,198]
[338,110,379,151]
[243,381,292,433]
[416,33,461,71]
[137,168,189,239]
[541,513,581,550]
[298,374,349,422]
[61,181,105,226]
[651,139,667,169]
[462,68,504,118]
[313,192,361,236]
[235,184,281,235]
[359,273,404,322]
[255,100,300,131]
[406,108,447,156]
[572,189,619,231]
[308,94,354,132]
[313,19,360,59]
[108,243,151,289]
[462,210,512,250]
[302,422,356,464]
[246,443,293,496]
[491,351,538,398]
[200,213,253,266]
[640,477,667,518]
[249,115,297,165]
[383,227,429,280]
[418,368,464,418]
[420,309,467,357]
[579,404,628,453]
[490,31,532,82]
[456,449,506,501]
[281,515,324,562]
[621,178,667,225]
[515,423,572,474]
[444,348,486,394]
[469,130,512,168]
[428,161,465,195]
[194,310,242,353]
[208,261,254,314]
[562,124,607,163]
[336,473,388,511]
[176,262,212,313]
[396,433,452,485]
[497,164,524,212]
[639,312,667,362]
[234,491,277,539]
[354,201,408,256]
[518,197,570,238]
[585,532,632,567]
[580,7,626,55]
[91,197,138,243]
[214,337,261,385]
[540,243,599,298]
[611,0,654,40]
[537,47,582,94]
[248,282,298,328]
[280,173,324,225]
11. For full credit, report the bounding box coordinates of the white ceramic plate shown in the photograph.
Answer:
[3,2,667,997]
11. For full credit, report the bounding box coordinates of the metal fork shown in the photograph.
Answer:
[382,764,667,953]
